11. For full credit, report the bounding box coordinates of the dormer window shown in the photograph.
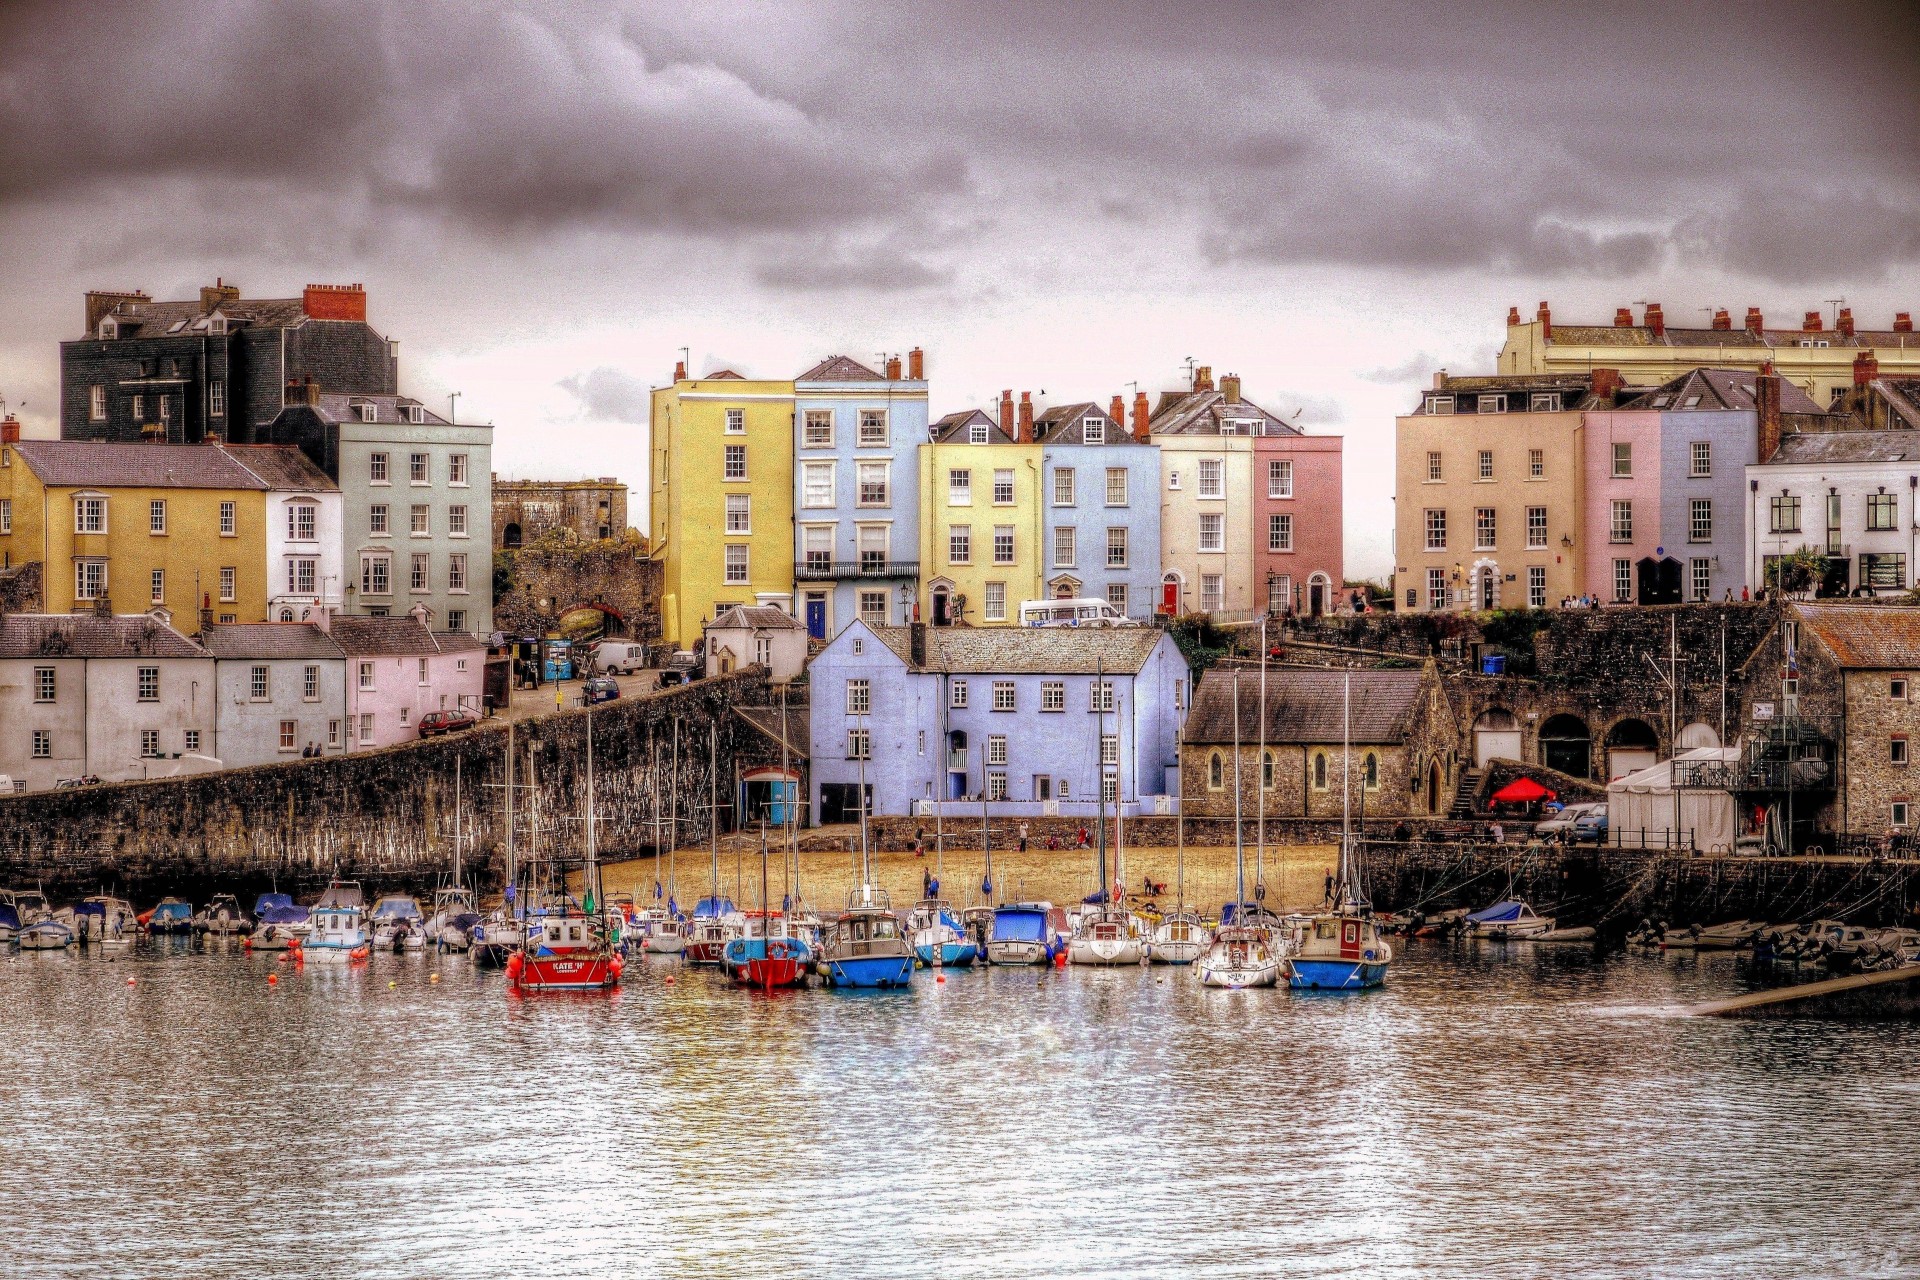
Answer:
[1424,394,1455,415]
[403,404,425,425]
[1478,394,1507,414]
[209,315,227,335]
[1529,392,1562,412]
[1083,417,1105,444]
[356,402,379,423]
[968,423,988,445]
[98,318,117,339]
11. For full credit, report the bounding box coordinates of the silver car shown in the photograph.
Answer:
[1536,802,1602,842]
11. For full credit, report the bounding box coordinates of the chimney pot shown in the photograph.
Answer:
[1507,306,1521,326]
[1712,308,1732,331]
[1837,307,1856,337]
[1017,391,1034,443]
[885,355,903,380]
[1109,394,1125,427]
[1589,367,1623,404]
[301,282,367,323]
[673,359,686,382]
[998,390,1014,439]
[1855,350,1880,386]
[1896,312,1915,334]
[1803,310,1824,332]
[1221,373,1242,404]
[1756,363,1784,463]
[1194,365,1214,393]
[1614,307,1634,327]
[0,414,18,445]
[1745,307,1765,335]
[1644,302,1665,338]
[1536,301,1552,342]
[907,347,924,380]
[1132,390,1150,441]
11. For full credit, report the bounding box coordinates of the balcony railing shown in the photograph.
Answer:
[793,559,920,581]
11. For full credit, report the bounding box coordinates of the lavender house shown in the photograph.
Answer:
[807,621,1189,822]
[312,605,485,750]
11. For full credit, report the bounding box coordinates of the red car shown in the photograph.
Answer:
[418,708,480,738]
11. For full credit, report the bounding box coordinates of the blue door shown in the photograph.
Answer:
[805,596,827,639]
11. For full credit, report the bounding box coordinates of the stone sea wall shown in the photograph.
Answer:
[0,671,769,900]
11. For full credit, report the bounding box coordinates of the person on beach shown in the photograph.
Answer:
[1077,826,1090,849]
[1018,822,1029,854]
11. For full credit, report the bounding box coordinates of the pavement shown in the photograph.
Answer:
[487,668,667,724]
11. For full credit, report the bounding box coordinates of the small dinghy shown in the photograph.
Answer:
[1529,926,1597,944]
[1465,899,1556,941]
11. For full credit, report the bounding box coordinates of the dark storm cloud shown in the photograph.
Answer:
[559,368,651,424]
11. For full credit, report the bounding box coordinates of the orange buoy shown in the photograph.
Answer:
[126,977,137,986]
[267,973,279,986]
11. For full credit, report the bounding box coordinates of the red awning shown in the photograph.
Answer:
[1490,776,1555,803]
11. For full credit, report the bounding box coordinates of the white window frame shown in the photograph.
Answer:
[1197,457,1224,499]
[858,409,888,447]
[724,544,750,584]
[219,501,235,536]
[984,581,1007,621]
[369,452,390,484]
[856,461,888,508]
[993,525,1015,565]
[948,525,971,565]
[992,681,1016,712]
[1475,507,1496,551]
[948,468,972,506]
[1053,525,1076,568]
[1053,468,1076,506]
[1198,512,1224,553]
[723,445,747,481]
[1690,441,1711,477]
[75,495,106,535]
[726,494,752,534]
[803,410,833,448]
[149,499,167,535]
[1526,506,1547,549]
[1267,459,1292,499]
[1108,526,1129,567]
[993,469,1015,505]
[725,408,745,435]
[801,461,835,509]
[846,678,871,715]
[1106,467,1128,507]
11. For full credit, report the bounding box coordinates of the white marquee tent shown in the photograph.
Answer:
[1606,747,1740,853]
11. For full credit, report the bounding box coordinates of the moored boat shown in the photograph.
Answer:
[1069,901,1146,966]
[684,896,742,966]
[724,914,813,988]
[143,897,194,935]
[635,906,687,956]
[1198,925,1284,988]
[987,902,1065,965]
[907,900,978,968]
[192,894,252,936]
[425,887,478,951]
[1464,899,1556,941]
[470,910,524,968]
[370,895,426,952]
[303,885,370,960]
[506,912,622,990]
[73,895,138,946]
[19,915,75,950]
[247,895,312,951]
[821,887,915,988]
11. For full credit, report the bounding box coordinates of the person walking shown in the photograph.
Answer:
[1018,821,1029,854]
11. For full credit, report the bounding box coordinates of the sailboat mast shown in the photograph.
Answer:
[1341,668,1351,902]
[453,752,462,887]
[979,740,991,906]
[935,671,946,887]
[1256,615,1267,900]
[708,722,720,900]
[857,712,871,884]
[504,721,515,911]
[779,682,795,911]
[1232,669,1245,909]
[668,717,679,904]
[585,706,597,908]
[1096,657,1108,902]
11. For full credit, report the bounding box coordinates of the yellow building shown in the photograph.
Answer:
[1392,373,1599,613]
[650,367,795,646]
[0,439,269,624]
[917,408,1042,625]
[1499,300,1920,408]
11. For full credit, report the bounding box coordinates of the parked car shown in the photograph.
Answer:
[657,650,703,686]
[418,708,480,738]
[1570,805,1610,845]
[591,640,648,676]
[1536,802,1602,842]
[55,775,103,789]
[582,677,621,705]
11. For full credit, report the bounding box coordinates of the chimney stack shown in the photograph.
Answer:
[1132,391,1150,440]
[1589,367,1624,405]
[1644,302,1665,338]
[0,414,18,445]
[200,279,241,313]
[1017,391,1034,443]
[302,283,366,323]
[885,354,903,380]
[1855,350,1880,385]
[1803,310,1824,332]
[998,390,1014,439]
[1712,308,1732,331]
[1109,394,1126,427]
[1194,366,1214,393]
[1755,361,1783,463]
[673,359,686,382]
[1221,373,1242,404]
[1507,306,1522,326]
[1896,312,1914,333]
[1745,307,1765,335]
[1536,301,1552,342]
[1837,307,1856,337]
[84,289,151,336]
[909,620,927,669]
[908,347,924,380]
[1614,307,1634,328]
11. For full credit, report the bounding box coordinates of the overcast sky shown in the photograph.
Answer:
[2,0,1916,576]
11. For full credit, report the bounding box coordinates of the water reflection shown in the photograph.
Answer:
[2,939,1917,1279]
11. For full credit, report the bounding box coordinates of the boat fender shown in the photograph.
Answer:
[267,973,278,986]
[429,973,441,984]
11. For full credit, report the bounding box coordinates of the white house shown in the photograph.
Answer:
[1746,430,1920,595]
[224,445,346,622]
[201,622,349,765]
[705,604,808,682]
[0,611,215,790]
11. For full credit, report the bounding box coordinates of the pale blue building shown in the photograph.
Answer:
[792,353,928,638]
[807,621,1189,823]
[1034,401,1161,618]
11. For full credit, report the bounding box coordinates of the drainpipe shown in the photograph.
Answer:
[82,656,90,778]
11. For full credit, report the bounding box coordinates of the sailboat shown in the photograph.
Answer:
[820,712,915,988]
[1199,670,1282,987]
[724,821,814,988]
[425,755,478,951]
[1070,659,1146,965]
[908,899,977,967]
[1149,796,1211,964]
[636,727,687,956]
[472,726,527,969]
[686,723,744,966]
[506,705,622,992]
[1288,671,1392,991]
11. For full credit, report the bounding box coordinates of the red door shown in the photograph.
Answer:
[1161,581,1180,614]
[1340,921,1360,960]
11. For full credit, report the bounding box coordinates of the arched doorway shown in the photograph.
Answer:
[1160,571,1183,616]
[1604,718,1660,780]
[1677,722,1721,750]
[929,578,955,627]
[503,522,523,549]
[1427,757,1442,813]
[1539,714,1591,778]
[1472,707,1521,768]
[1308,572,1330,617]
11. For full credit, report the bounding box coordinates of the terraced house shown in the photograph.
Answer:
[1034,394,1161,618]
[651,364,795,646]
[792,352,927,638]
[0,439,269,624]
[918,397,1042,627]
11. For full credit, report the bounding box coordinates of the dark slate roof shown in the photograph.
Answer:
[309,393,450,427]
[1550,323,1920,350]
[867,624,1164,674]
[12,440,269,490]
[1766,430,1920,465]
[200,623,345,660]
[1183,667,1426,745]
[1796,604,1920,669]
[796,356,884,382]
[221,445,339,491]
[0,614,206,659]
[1407,373,1630,415]
[1147,389,1302,437]
[91,296,307,338]
[1622,368,1824,413]
[930,409,1016,445]
[711,605,804,631]
[736,703,809,758]
[325,615,440,656]
[432,631,488,652]
[1033,402,1144,446]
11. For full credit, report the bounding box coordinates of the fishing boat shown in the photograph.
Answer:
[821,885,915,988]
[1287,670,1392,992]
[1464,900,1557,941]
[908,900,978,968]
[143,897,194,935]
[304,894,371,961]
[987,902,1065,965]
[507,911,623,990]
[724,912,813,988]
[370,895,426,952]
[1198,926,1284,988]
[191,894,252,936]
[248,894,312,951]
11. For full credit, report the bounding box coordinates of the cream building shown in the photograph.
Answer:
[1150,370,1253,616]
[1499,301,1920,409]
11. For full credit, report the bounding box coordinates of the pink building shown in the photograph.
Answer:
[313,605,486,750]
[1579,409,1665,603]
[1255,432,1344,615]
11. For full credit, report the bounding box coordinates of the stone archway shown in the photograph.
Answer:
[503,522,523,549]
[1539,713,1591,779]
[1604,718,1660,780]
[1472,707,1522,768]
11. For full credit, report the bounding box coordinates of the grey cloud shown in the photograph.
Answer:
[560,367,651,424]
[753,243,953,293]
[1359,354,1442,385]
[1284,395,1345,427]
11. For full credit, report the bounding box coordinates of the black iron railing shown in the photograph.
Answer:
[793,559,920,581]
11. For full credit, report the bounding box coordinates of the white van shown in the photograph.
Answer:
[1019,598,1137,629]
[591,640,648,675]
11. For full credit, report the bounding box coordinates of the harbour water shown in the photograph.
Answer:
[5,940,1918,1279]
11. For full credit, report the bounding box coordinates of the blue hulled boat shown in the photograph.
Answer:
[821,887,915,988]
[908,900,978,968]
[144,897,194,935]
[1288,674,1392,992]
